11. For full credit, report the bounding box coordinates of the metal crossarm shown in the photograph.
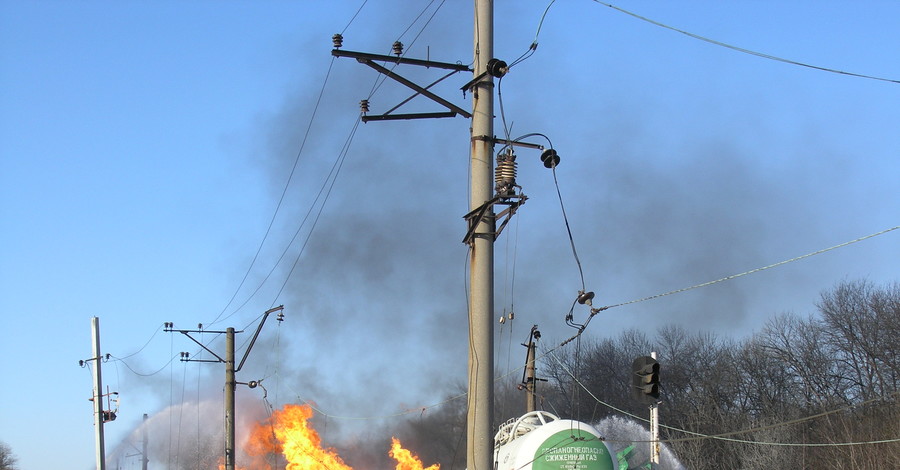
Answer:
[332,49,472,121]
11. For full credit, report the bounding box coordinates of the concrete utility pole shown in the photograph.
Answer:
[225,327,236,470]
[467,1,495,470]
[142,413,149,470]
[91,316,107,470]
[650,351,660,465]
[524,332,537,413]
[165,306,283,470]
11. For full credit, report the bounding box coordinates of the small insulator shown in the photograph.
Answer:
[392,41,404,56]
[359,99,369,114]
[487,58,508,78]
[540,148,560,169]
[332,33,343,49]
[494,150,518,196]
[577,291,595,306]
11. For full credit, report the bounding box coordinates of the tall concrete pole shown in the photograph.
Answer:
[525,334,537,413]
[90,317,107,470]
[467,1,495,470]
[650,351,660,465]
[225,327,236,470]
[141,413,149,470]
[91,317,107,470]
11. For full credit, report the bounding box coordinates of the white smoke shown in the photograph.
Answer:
[594,415,686,470]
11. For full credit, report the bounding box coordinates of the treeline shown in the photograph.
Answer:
[393,280,900,469]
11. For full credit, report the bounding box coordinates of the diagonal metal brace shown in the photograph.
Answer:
[360,59,472,118]
[332,49,472,121]
[463,194,527,245]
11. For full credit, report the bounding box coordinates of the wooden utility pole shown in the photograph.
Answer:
[467,1,495,469]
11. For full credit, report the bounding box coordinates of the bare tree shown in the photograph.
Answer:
[0,441,18,470]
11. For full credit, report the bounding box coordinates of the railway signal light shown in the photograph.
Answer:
[632,356,660,402]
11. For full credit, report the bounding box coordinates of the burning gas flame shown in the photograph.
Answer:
[240,403,439,470]
[389,437,440,470]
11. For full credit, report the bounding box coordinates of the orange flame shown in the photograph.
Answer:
[389,437,440,470]
[241,403,438,470]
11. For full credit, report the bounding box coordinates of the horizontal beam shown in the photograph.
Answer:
[332,49,471,72]
[362,112,457,122]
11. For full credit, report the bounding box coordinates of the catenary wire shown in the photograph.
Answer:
[366,0,449,100]
[208,56,339,328]
[271,116,363,306]
[341,0,369,35]
[550,225,899,349]
[552,165,586,291]
[508,0,557,69]
[548,349,900,447]
[114,323,164,360]
[592,0,900,85]
[600,225,900,312]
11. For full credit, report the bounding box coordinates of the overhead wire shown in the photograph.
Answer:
[365,0,450,100]
[340,0,369,35]
[551,225,899,349]
[507,0,557,70]
[591,0,900,85]
[551,164,586,292]
[547,349,900,448]
[271,117,363,306]
[208,56,340,328]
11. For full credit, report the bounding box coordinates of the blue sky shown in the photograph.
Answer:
[1,1,898,469]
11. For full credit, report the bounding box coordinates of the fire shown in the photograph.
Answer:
[240,403,438,470]
[246,403,351,470]
[389,437,440,470]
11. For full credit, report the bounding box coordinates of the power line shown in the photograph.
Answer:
[601,225,900,311]
[340,0,369,35]
[271,116,363,306]
[591,1,900,85]
[552,225,899,348]
[547,349,900,448]
[209,57,340,328]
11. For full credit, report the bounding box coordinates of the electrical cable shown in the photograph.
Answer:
[366,0,449,100]
[552,165,586,291]
[507,0,557,70]
[341,0,369,35]
[110,353,180,377]
[592,0,900,85]
[601,225,900,312]
[114,323,163,360]
[550,225,899,350]
[547,348,900,448]
[208,56,339,328]
[271,116,363,306]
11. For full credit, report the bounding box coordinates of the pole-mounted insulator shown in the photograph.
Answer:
[392,41,404,56]
[494,149,518,196]
[360,99,369,114]
[332,33,343,49]
[540,148,560,168]
[487,58,508,78]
